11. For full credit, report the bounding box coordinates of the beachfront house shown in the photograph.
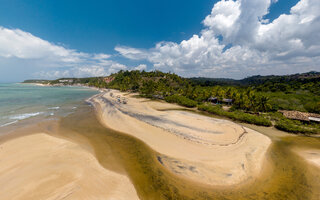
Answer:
[208,97,233,105]
[208,97,218,104]
[222,98,233,105]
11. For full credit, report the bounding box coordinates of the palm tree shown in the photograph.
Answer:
[257,95,272,112]
[232,92,241,108]
[217,88,225,102]
[241,93,250,110]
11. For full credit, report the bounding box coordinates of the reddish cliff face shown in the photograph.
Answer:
[104,76,115,83]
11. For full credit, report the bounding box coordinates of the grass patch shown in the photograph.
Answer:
[266,112,320,134]
[198,104,272,127]
[165,94,198,108]
[275,119,318,134]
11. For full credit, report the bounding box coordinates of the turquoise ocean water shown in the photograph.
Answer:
[0,83,98,129]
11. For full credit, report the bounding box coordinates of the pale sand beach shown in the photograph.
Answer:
[90,90,272,186]
[0,133,139,200]
[295,148,320,168]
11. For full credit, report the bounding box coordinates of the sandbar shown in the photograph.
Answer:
[0,133,139,200]
[90,90,272,186]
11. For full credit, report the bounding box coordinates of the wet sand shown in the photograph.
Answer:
[0,91,320,199]
[0,131,139,200]
[296,149,320,168]
[90,90,272,186]
[63,101,320,200]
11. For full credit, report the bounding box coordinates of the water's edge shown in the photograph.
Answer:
[1,92,319,199]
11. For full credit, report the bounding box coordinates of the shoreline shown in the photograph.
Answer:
[295,148,320,169]
[21,82,103,91]
[90,89,272,186]
[0,83,101,130]
[1,88,319,199]
[0,86,140,200]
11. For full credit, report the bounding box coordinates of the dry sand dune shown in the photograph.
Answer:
[91,90,271,186]
[0,133,139,200]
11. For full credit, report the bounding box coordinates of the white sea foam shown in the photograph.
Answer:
[9,112,44,120]
[48,106,60,110]
[0,120,18,127]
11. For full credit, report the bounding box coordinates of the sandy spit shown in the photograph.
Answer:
[295,148,320,168]
[0,133,139,200]
[90,90,272,186]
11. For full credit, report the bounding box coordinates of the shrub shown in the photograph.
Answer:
[198,104,272,126]
[165,95,198,108]
[275,119,318,134]
[304,102,320,114]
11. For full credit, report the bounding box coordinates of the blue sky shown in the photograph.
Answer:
[0,0,214,53]
[0,0,319,82]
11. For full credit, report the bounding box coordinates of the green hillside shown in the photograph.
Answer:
[24,70,320,134]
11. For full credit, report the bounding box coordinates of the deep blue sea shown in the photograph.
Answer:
[0,83,98,129]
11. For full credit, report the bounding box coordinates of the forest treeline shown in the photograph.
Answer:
[86,70,320,113]
[24,70,320,134]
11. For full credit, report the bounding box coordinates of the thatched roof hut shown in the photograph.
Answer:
[279,110,320,122]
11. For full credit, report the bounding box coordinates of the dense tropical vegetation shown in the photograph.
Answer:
[24,70,320,134]
[198,104,272,126]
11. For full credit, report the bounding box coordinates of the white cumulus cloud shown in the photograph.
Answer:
[1,0,320,81]
[0,26,130,80]
[115,0,320,78]
[0,26,87,64]
[134,64,147,71]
